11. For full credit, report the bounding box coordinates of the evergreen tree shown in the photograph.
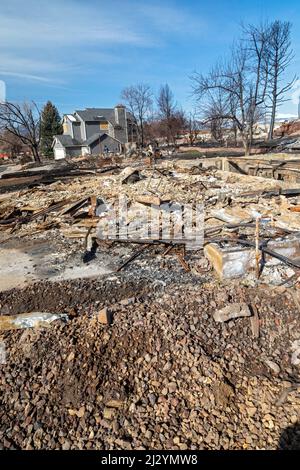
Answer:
[40,101,63,157]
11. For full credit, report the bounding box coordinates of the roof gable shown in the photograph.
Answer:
[74,107,134,124]
[54,135,81,147]
[85,132,122,145]
[75,108,114,123]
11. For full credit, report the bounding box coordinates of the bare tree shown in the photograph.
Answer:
[0,101,41,162]
[121,84,153,147]
[243,22,270,145]
[185,111,199,146]
[157,84,176,119]
[0,130,24,158]
[192,20,296,152]
[202,89,229,144]
[266,21,297,139]
[210,118,224,144]
[167,110,186,144]
[192,42,257,155]
[157,84,178,144]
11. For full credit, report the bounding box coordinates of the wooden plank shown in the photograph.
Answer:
[176,250,190,272]
[136,195,161,206]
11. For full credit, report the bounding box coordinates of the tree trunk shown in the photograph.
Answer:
[31,145,41,163]
[141,123,144,148]
[233,126,237,147]
[242,134,250,156]
[268,58,278,141]
[249,123,254,148]
[268,97,277,140]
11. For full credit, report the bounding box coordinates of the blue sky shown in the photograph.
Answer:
[1,0,300,117]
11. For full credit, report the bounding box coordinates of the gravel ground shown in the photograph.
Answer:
[0,275,300,450]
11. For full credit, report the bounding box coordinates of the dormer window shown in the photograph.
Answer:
[100,121,109,130]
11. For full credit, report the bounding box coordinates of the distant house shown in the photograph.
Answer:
[53,104,136,159]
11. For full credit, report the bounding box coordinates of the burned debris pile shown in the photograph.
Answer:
[2,156,300,284]
[1,153,300,450]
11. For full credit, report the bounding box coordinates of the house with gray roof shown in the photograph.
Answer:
[53,104,136,159]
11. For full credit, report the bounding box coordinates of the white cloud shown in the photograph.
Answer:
[0,0,153,84]
[0,54,73,73]
[0,1,151,49]
[0,0,204,86]
[0,71,61,83]
[137,2,205,34]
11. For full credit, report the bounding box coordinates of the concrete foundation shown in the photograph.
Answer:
[198,153,300,183]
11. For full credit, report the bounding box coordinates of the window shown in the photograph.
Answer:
[100,122,109,131]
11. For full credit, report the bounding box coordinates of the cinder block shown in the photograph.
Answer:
[204,235,300,280]
[204,244,253,279]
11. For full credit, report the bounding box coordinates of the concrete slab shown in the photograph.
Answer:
[0,240,113,292]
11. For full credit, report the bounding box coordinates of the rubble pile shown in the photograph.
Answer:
[0,154,300,450]
[1,158,300,283]
[275,120,300,137]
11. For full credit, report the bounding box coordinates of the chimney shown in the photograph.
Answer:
[114,104,126,125]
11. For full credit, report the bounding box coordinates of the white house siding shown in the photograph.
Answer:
[54,147,66,160]
[81,147,90,156]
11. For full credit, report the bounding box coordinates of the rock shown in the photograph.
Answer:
[213,303,251,323]
[291,415,298,424]
[247,406,257,417]
[148,394,157,406]
[114,438,132,450]
[77,406,85,418]
[62,440,71,450]
[68,407,85,418]
[97,307,113,325]
[120,297,136,306]
[103,408,115,420]
[144,353,151,362]
[179,443,188,450]
[291,340,300,366]
[168,382,177,393]
[67,351,75,362]
[264,360,280,374]
[106,399,123,409]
